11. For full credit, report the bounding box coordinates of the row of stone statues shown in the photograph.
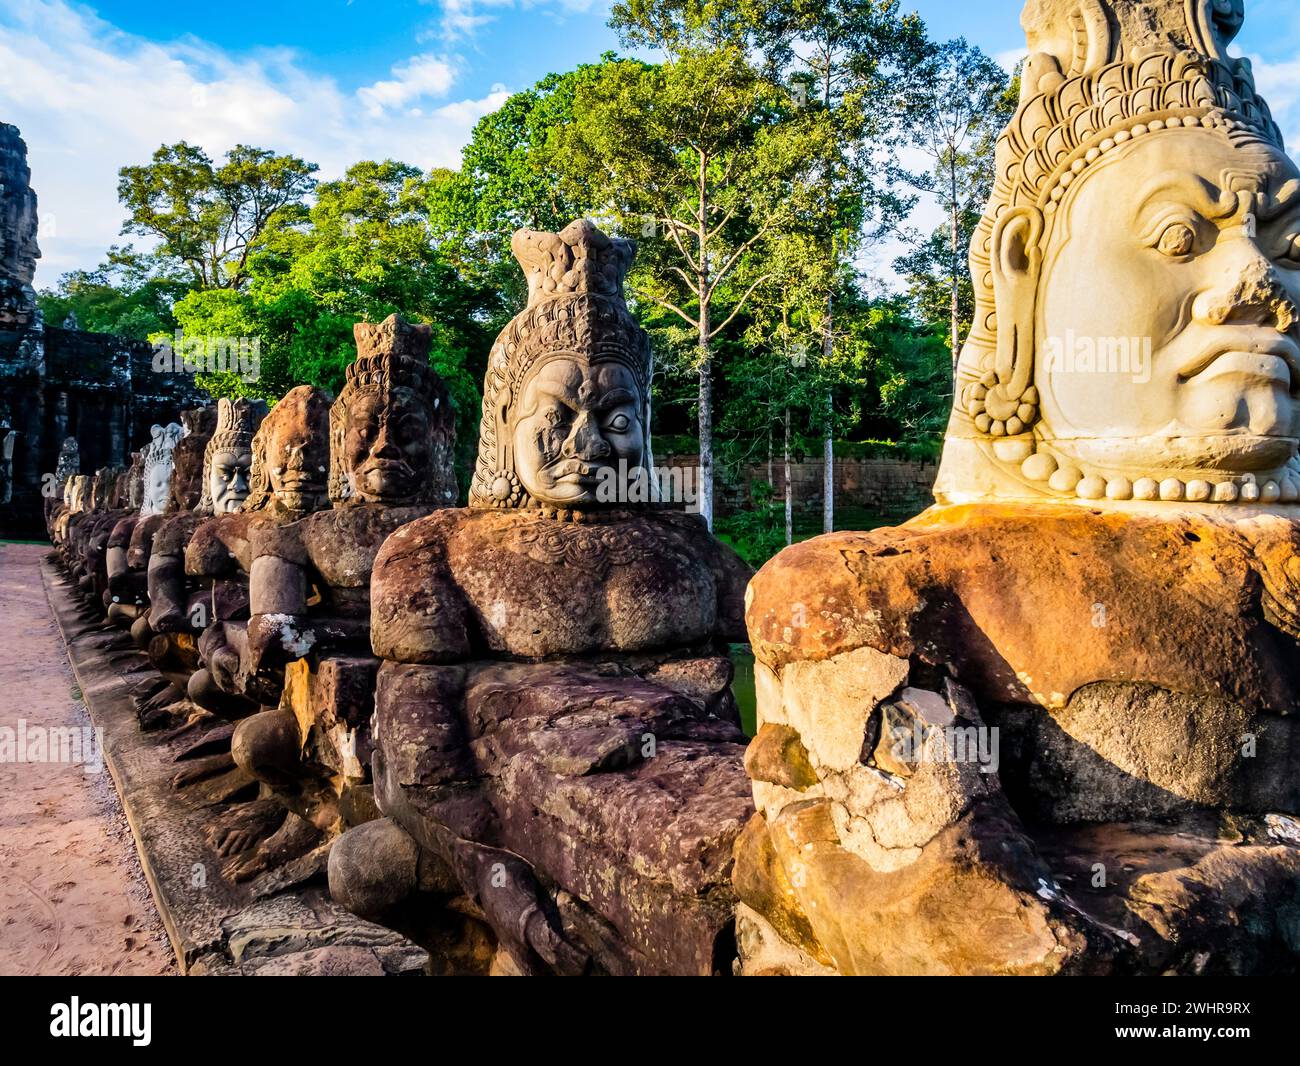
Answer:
[40,0,1300,976]
[48,220,755,974]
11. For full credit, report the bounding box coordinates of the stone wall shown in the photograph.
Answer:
[0,123,203,538]
[661,453,937,516]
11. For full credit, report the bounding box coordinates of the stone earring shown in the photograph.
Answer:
[967,205,1044,437]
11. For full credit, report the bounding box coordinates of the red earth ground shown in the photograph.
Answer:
[0,541,175,976]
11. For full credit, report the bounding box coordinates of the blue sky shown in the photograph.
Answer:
[4,0,1300,287]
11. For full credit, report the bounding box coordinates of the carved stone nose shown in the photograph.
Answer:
[371,423,399,458]
[1194,250,1298,331]
[563,411,611,460]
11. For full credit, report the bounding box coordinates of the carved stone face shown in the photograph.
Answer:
[340,387,431,503]
[142,457,173,515]
[267,412,329,511]
[511,356,646,506]
[70,475,91,513]
[1034,129,1300,475]
[208,446,253,514]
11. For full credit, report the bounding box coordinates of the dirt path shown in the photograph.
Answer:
[0,541,175,976]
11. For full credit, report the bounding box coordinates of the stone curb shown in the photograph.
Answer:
[40,555,428,976]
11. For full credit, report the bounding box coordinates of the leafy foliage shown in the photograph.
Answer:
[895,40,1017,361]
[170,159,494,492]
[36,250,186,339]
[117,142,318,289]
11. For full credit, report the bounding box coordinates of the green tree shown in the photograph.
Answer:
[37,249,187,339]
[750,0,927,531]
[423,61,622,311]
[852,294,952,443]
[551,45,821,528]
[117,142,317,290]
[610,0,752,54]
[898,40,1014,379]
[893,203,983,348]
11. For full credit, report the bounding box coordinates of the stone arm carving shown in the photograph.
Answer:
[362,661,591,974]
[185,514,254,581]
[126,514,166,573]
[663,512,754,644]
[146,513,205,632]
[369,513,473,664]
[244,520,314,675]
[105,516,140,599]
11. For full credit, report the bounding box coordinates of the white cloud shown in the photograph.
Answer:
[0,0,509,286]
[357,53,458,115]
[994,47,1027,73]
[421,0,604,44]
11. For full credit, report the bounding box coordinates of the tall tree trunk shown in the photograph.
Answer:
[823,297,834,535]
[767,422,773,488]
[698,305,713,531]
[823,392,834,535]
[949,156,961,392]
[784,406,793,546]
[697,158,714,530]
[822,70,836,536]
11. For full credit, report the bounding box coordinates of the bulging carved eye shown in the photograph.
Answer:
[607,414,631,433]
[1157,222,1197,258]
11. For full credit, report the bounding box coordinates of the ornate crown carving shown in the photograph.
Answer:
[942,0,1300,506]
[328,313,453,505]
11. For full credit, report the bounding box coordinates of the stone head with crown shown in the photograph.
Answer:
[198,397,267,516]
[470,218,651,514]
[139,423,184,516]
[242,385,332,520]
[329,314,456,508]
[937,0,1300,507]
